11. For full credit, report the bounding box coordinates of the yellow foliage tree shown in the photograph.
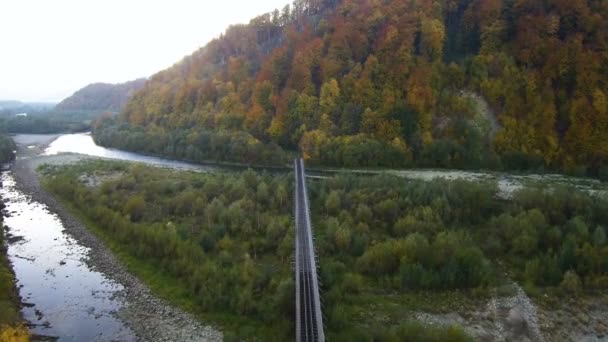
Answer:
[0,325,29,342]
[420,18,445,61]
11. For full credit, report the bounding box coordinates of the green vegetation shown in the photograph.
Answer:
[0,134,15,164]
[93,120,289,166]
[0,226,20,325]
[496,187,608,289]
[0,217,28,341]
[0,110,98,134]
[43,162,295,338]
[41,161,608,339]
[96,0,608,177]
[0,99,96,134]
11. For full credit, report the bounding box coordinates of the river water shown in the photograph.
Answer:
[1,173,135,341]
[44,132,217,172]
[3,133,231,341]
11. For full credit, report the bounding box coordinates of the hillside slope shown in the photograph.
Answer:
[96,0,608,176]
[57,78,146,112]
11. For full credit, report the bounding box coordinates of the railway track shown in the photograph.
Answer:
[294,158,324,342]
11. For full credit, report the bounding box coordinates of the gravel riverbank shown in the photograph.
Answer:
[9,136,222,342]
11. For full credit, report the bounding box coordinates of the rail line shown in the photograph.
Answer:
[294,158,324,342]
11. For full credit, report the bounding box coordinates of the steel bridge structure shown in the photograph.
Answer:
[293,158,325,342]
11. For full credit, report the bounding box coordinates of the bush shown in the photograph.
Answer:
[560,270,582,293]
[0,134,15,164]
[124,195,145,222]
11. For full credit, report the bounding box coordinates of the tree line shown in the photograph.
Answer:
[93,119,288,166]
[0,110,98,134]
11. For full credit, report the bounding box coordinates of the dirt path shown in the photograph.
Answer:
[10,136,222,342]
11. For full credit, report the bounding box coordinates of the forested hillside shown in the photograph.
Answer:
[97,0,608,176]
[57,78,146,112]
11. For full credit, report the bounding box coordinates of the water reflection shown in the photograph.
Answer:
[1,173,135,341]
[44,133,215,172]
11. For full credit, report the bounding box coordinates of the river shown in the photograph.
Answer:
[1,133,220,341]
[1,174,135,341]
[43,132,218,172]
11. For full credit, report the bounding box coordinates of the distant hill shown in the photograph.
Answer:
[0,101,55,115]
[56,78,146,112]
[0,101,23,110]
[0,101,55,110]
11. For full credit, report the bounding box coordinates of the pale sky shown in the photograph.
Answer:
[0,0,289,102]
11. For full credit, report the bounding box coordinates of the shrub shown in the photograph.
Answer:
[560,270,582,293]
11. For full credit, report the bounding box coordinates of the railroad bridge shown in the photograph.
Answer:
[293,158,325,342]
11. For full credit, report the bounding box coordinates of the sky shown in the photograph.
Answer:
[0,0,289,102]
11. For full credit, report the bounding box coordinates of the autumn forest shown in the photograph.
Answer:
[93,0,608,176]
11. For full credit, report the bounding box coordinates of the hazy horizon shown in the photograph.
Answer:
[0,0,289,103]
